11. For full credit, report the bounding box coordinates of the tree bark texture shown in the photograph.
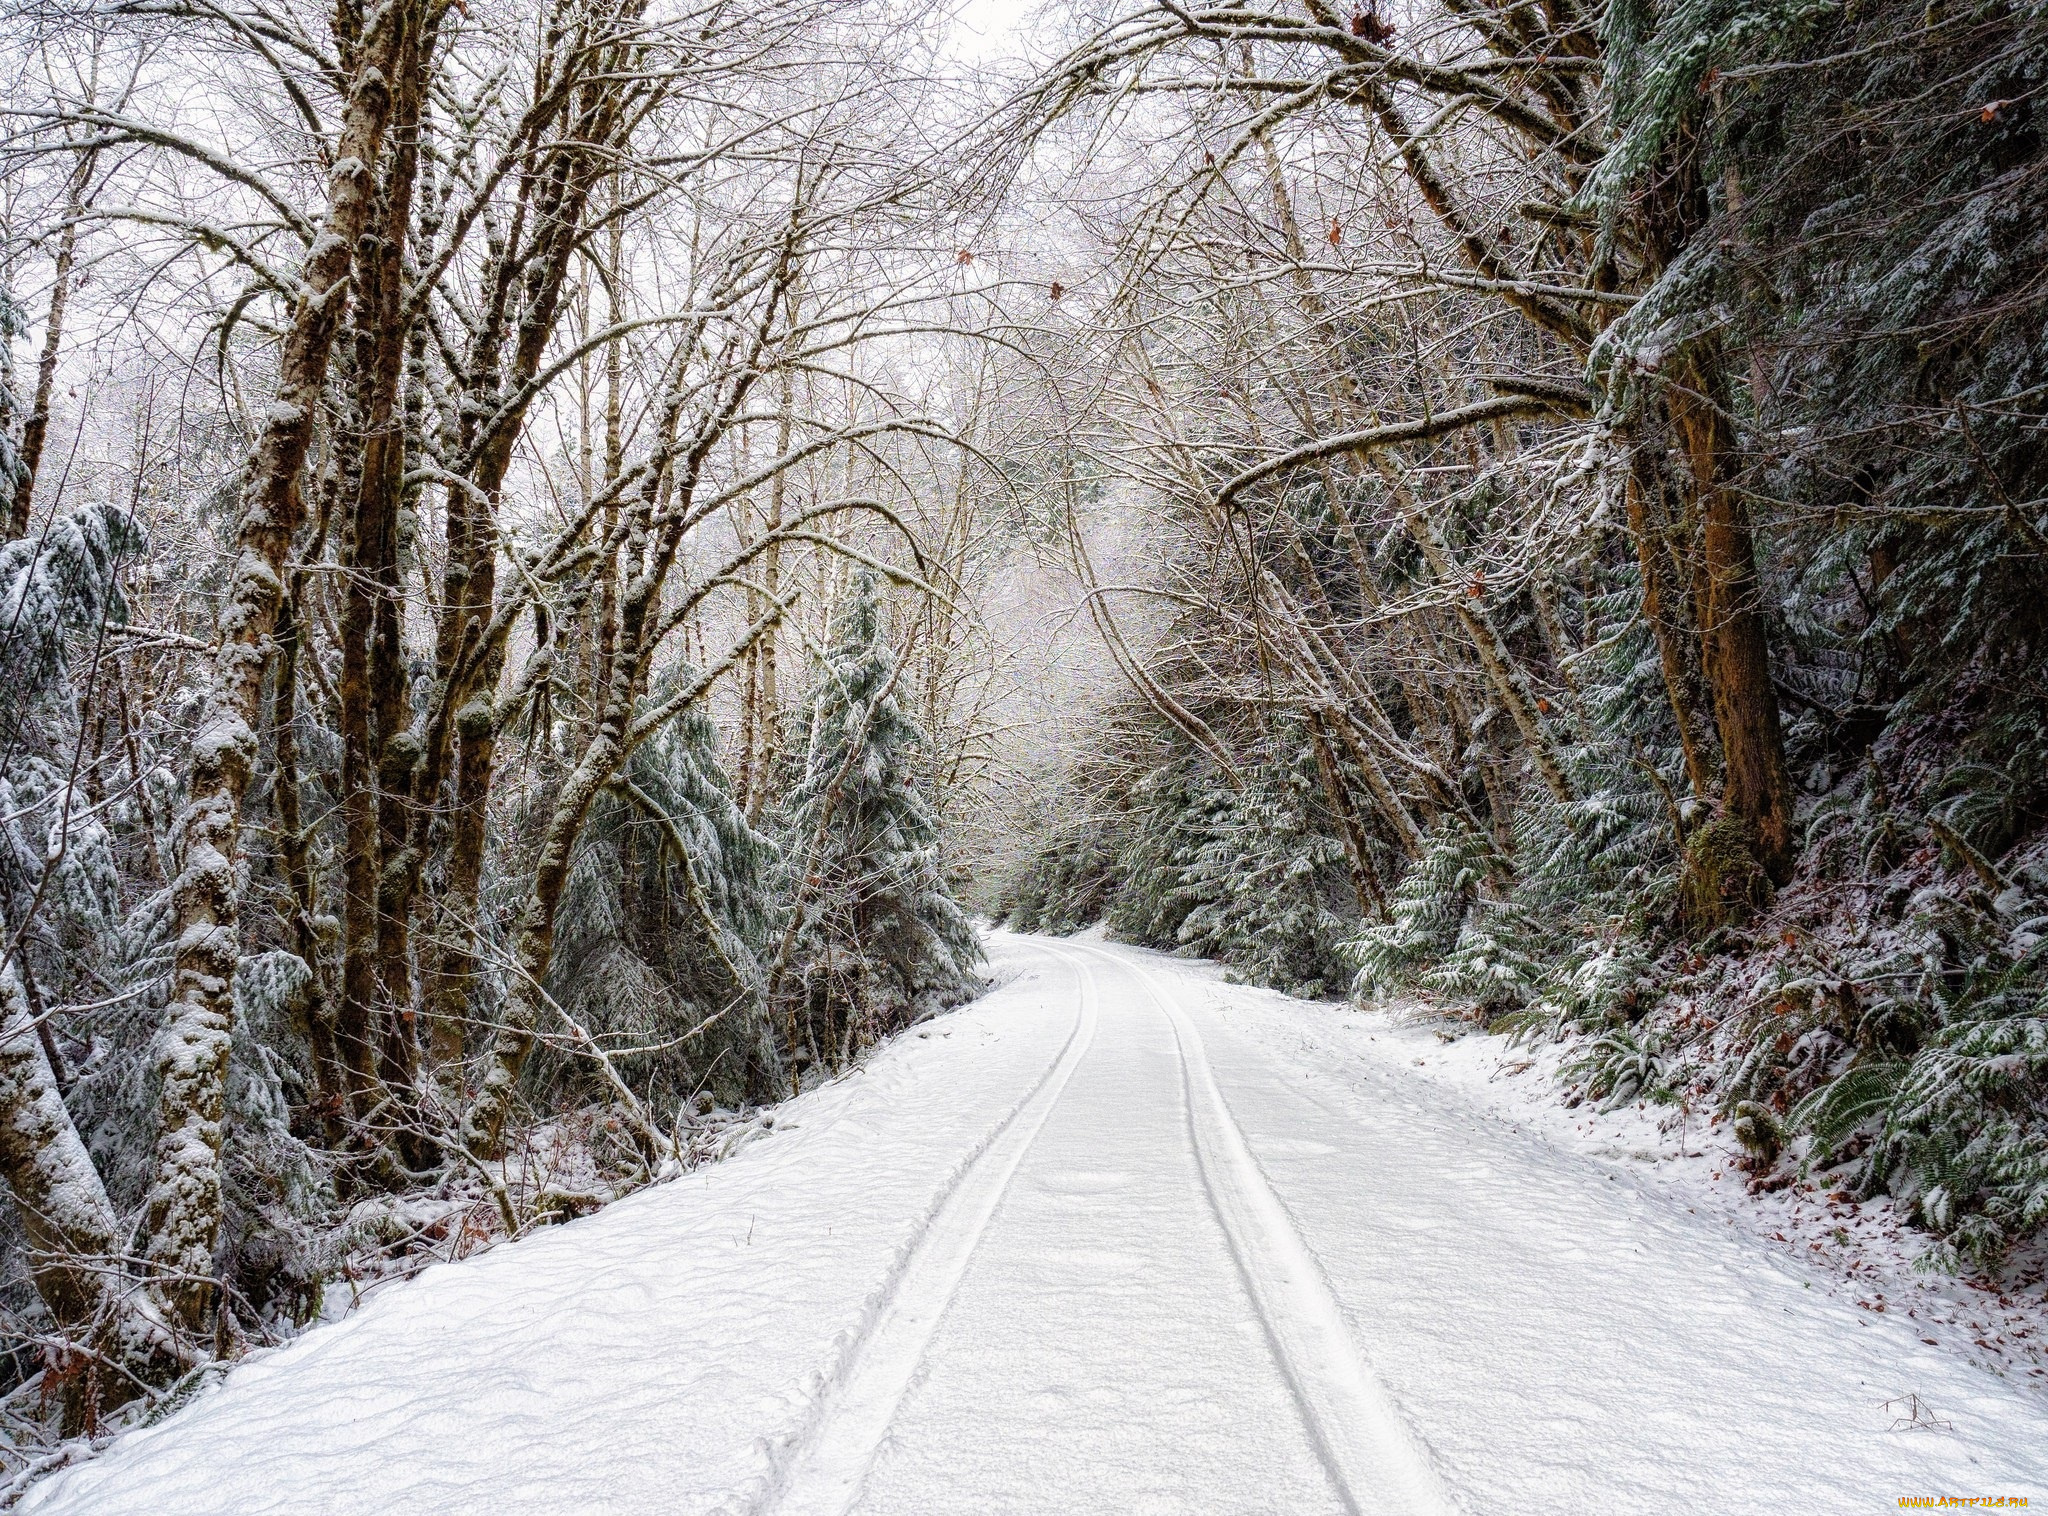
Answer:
[9,196,81,538]
[1,961,184,1423]
[338,55,427,1130]
[1623,448,1715,801]
[421,72,629,1113]
[1307,710,1388,919]
[149,0,416,1335]
[1668,346,1795,879]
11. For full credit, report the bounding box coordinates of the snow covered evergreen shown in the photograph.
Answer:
[547,695,782,1111]
[779,572,981,1072]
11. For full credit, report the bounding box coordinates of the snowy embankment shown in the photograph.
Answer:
[25,932,2048,1514]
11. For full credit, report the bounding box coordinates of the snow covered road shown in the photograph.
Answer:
[29,934,2048,1514]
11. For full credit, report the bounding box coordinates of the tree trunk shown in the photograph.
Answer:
[8,149,96,539]
[423,520,501,1115]
[148,0,414,1335]
[368,73,428,1121]
[751,369,792,818]
[1622,448,1715,801]
[337,414,389,1117]
[420,98,621,1118]
[1669,346,1795,879]
[272,587,344,1143]
[1,960,185,1423]
[1323,705,1429,860]
[337,33,426,1138]
[1307,711,1387,919]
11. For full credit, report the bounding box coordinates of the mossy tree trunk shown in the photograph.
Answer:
[150,0,424,1335]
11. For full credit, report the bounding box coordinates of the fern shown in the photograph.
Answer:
[1564,1023,1674,1110]
[1790,1059,1906,1164]
[1344,821,1490,1002]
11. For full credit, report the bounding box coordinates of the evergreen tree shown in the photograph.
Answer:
[546,694,782,1112]
[1003,725,1355,998]
[1100,759,1214,949]
[1345,821,1492,1005]
[0,502,145,1005]
[780,571,980,1071]
[1148,743,1351,998]
[0,501,191,1416]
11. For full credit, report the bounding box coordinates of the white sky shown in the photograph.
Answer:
[943,0,1039,60]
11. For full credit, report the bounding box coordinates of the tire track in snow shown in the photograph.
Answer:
[741,951,1100,1516]
[1061,940,1466,1516]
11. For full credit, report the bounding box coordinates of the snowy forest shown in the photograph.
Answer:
[0,0,2043,1491]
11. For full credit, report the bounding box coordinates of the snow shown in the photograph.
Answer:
[1300,980,2048,1388]
[27,933,2048,1514]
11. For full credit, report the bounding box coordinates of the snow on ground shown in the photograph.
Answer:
[26,932,2048,1514]
[1216,961,2048,1391]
